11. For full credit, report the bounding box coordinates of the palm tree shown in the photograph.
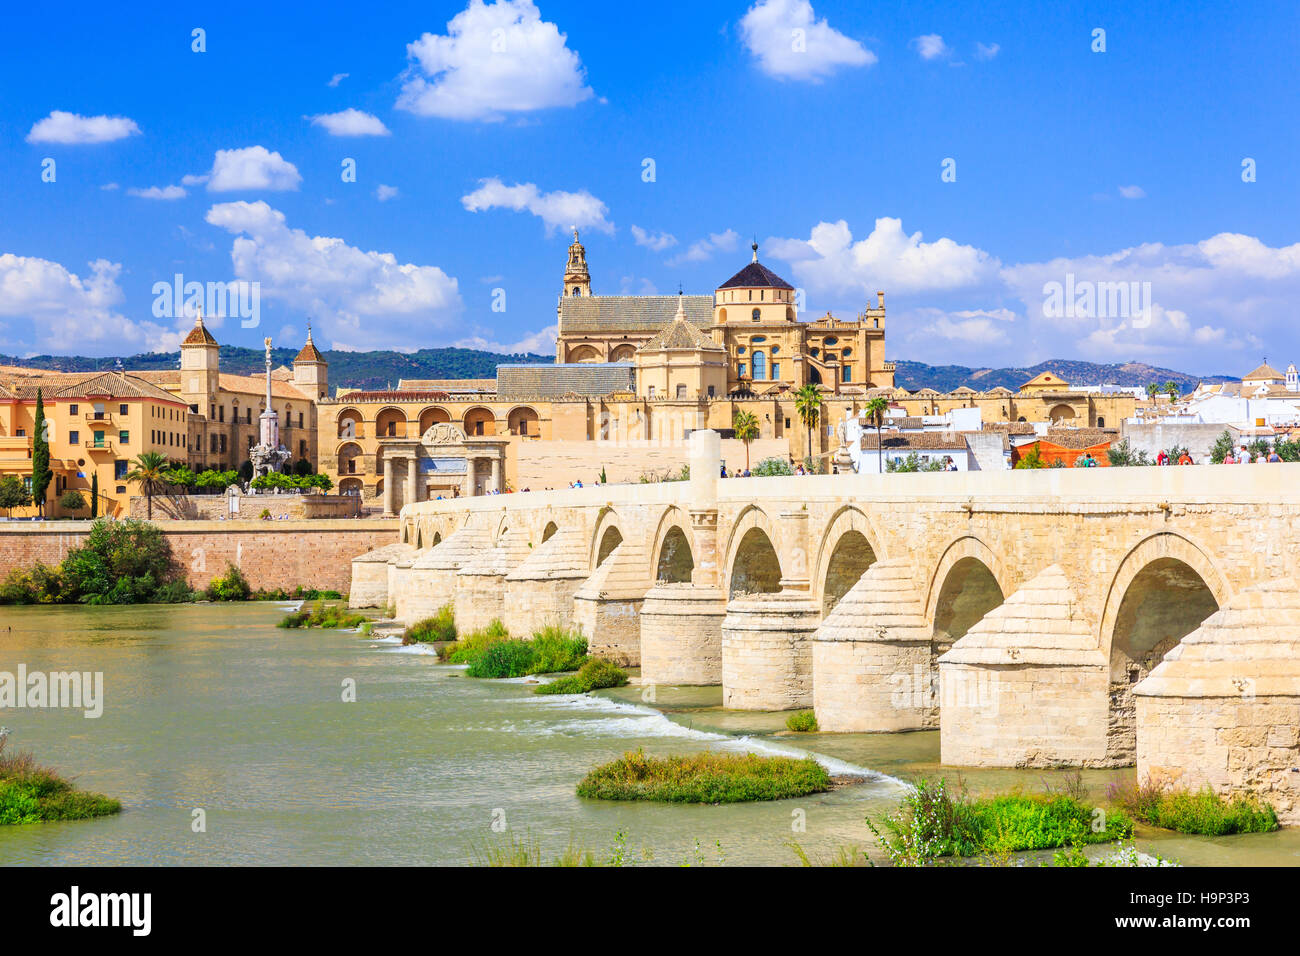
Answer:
[1164,381,1180,401]
[794,383,823,467]
[864,396,891,473]
[125,451,171,521]
[1145,382,1160,401]
[733,409,759,472]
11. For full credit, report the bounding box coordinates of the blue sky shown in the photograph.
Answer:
[1,0,1296,375]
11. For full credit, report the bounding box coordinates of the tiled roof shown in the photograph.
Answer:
[639,317,724,352]
[399,379,496,391]
[1242,362,1284,381]
[0,369,184,404]
[182,319,218,347]
[294,335,324,363]
[717,261,794,291]
[559,295,713,333]
[496,363,635,399]
[1041,428,1118,449]
[337,390,458,403]
[861,431,969,451]
[984,422,1037,435]
[217,373,313,402]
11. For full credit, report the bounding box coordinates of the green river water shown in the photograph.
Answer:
[1,602,1297,866]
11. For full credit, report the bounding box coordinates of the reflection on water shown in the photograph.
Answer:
[0,603,1297,866]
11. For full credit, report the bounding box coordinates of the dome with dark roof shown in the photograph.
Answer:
[181,315,218,347]
[295,327,324,363]
[717,260,794,291]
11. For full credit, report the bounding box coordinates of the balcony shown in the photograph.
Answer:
[84,412,115,424]
[84,438,115,451]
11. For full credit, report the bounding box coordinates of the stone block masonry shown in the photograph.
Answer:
[0,519,397,594]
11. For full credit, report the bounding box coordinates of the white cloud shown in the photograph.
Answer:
[910,307,1014,345]
[0,254,177,354]
[455,324,556,354]
[26,110,140,145]
[328,72,349,87]
[100,183,119,191]
[767,218,999,296]
[127,185,186,200]
[631,225,677,252]
[974,42,1000,60]
[203,146,302,192]
[1118,185,1146,199]
[739,0,875,81]
[397,0,593,121]
[667,229,740,266]
[309,108,391,136]
[912,34,950,60]
[204,200,463,350]
[375,184,400,201]
[460,177,612,234]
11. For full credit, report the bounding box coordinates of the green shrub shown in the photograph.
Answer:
[59,518,179,605]
[1109,779,1278,835]
[153,579,198,603]
[0,738,120,826]
[785,710,818,732]
[527,625,588,673]
[405,605,456,644]
[438,620,508,663]
[536,657,629,695]
[577,748,832,803]
[277,598,367,630]
[867,778,1133,865]
[752,456,794,477]
[205,563,252,601]
[466,639,538,678]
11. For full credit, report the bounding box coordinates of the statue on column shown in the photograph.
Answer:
[249,335,292,481]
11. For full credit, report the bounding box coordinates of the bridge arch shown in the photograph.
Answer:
[541,520,558,544]
[1099,532,1230,760]
[651,506,695,584]
[590,508,626,570]
[812,506,884,614]
[725,506,783,598]
[925,535,1009,652]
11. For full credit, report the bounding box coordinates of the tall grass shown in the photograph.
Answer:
[278,598,368,630]
[437,619,509,663]
[577,748,832,803]
[535,657,628,695]
[0,737,120,826]
[404,605,456,644]
[1109,779,1278,835]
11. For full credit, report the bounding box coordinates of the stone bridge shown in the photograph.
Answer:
[353,432,1300,822]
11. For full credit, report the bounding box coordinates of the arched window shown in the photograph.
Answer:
[751,308,761,321]
[571,287,580,295]
[1097,417,1106,428]
[752,351,766,380]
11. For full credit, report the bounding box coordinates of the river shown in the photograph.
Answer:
[1,603,1297,866]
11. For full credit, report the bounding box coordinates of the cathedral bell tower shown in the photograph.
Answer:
[562,228,591,298]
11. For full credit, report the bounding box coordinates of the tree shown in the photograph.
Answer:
[125,451,171,520]
[733,410,759,472]
[1145,382,1160,401]
[1163,381,1181,401]
[238,460,254,483]
[90,471,99,519]
[1015,445,1047,469]
[794,383,823,463]
[31,389,51,517]
[58,489,87,516]
[1210,429,1235,464]
[1107,437,1152,467]
[864,396,890,474]
[293,457,313,476]
[0,475,32,516]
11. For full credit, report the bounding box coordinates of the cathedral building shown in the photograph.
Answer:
[555,230,895,395]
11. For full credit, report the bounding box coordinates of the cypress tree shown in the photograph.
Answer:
[91,470,99,518]
[31,389,52,517]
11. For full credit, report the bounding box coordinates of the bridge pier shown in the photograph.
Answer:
[1136,580,1300,825]
[454,529,529,634]
[812,558,933,732]
[722,591,821,710]
[938,565,1111,767]
[572,536,649,666]
[348,542,416,608]
[396,526,488,624]
[640,584,728,685]
[502,527,588,638]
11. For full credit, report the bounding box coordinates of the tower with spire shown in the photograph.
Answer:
[179,305,220,417]
[562,227,591,299]
[293,322,329,400]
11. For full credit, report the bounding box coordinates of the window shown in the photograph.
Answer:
[751,308,760,321]
[1097,417,1105,428]
[16,427,24,437]
[737,346,746,355]
[114,460,128,480]
[770,345,779,355]
[298,412,304,429]
[752,351,766,380]
[92,430,105,447]
[647,386,656,399]
[707,385,716,398]
[676,384,687,398]
[771,363,780,379]
[119,430,129,444]
[69,404,78,415]
[92,403,105,420]
[738,363,746,378]
[752,335,766,344]
[119,404,128,415]
[116,485,126,494]
[841,347,852,357]
[842,367,852,383]
[69,430,79,445]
